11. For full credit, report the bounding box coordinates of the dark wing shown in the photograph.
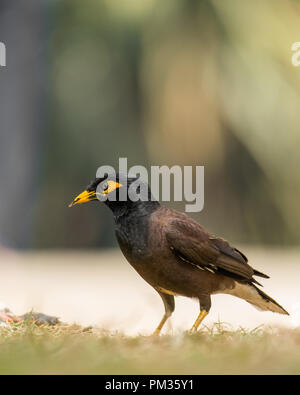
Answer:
[165,219,267,285]
[209,238,269,279]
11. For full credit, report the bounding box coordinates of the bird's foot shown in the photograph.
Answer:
[152,328,162,336]
[189,310,208,334]
[151,312,172,336]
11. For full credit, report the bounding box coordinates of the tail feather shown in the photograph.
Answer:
[252,285,289,315]
[253,269,270,279]
[224,282,289,315]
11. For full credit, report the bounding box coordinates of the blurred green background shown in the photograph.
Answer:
[1,0,300,249]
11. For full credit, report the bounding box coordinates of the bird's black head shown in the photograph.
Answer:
[69,173,159,216]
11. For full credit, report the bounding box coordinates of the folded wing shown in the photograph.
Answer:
[165,220,268,285]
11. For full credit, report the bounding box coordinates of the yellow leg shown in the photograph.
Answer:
[189,310,208,333]
[152,312,171,336]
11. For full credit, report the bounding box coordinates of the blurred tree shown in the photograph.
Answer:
[35,0,150,248]
[1,0,300,249]
[0,0,47,248]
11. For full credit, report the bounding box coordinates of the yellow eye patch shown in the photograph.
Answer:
[103,180,123,194]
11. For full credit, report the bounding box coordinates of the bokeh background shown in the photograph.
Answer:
[1,0,300,249]
[0,0,299,334]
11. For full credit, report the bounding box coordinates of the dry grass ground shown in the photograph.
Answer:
[0,248,299,374]
[0,320,300,375]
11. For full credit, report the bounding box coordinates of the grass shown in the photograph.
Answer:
[0,320,299,375]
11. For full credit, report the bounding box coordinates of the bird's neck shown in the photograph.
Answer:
[112,200,160,257]
[106,200,160,222]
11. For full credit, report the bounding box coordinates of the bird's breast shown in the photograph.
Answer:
[115,218,153,264]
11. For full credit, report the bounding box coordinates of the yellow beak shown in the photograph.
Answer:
[68,190,97,207]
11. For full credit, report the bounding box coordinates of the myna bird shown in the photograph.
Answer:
[69,173,288,335]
